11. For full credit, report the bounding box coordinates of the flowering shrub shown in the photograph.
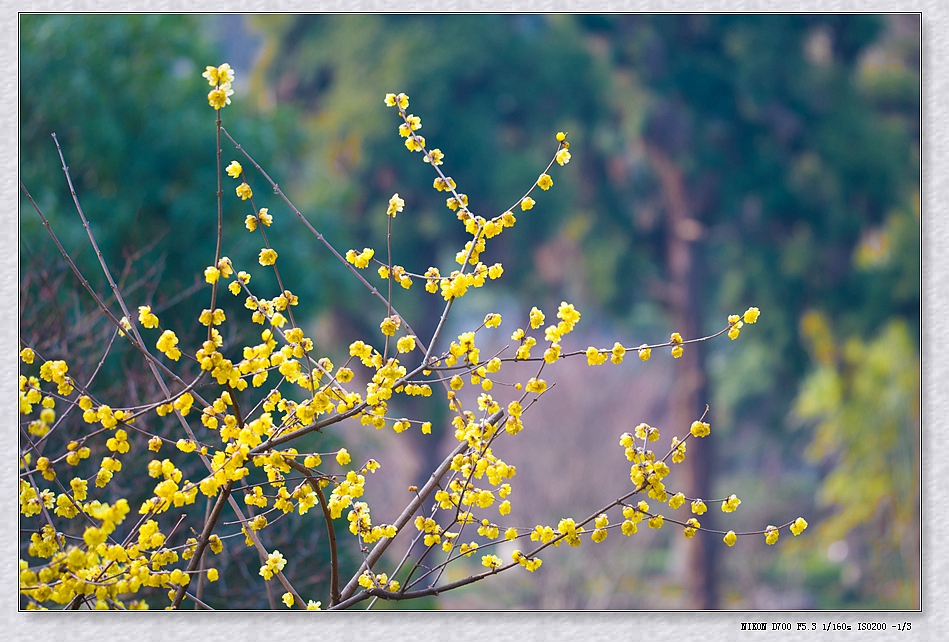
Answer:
[18,63,806,610]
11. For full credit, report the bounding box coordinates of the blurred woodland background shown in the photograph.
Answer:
[20,14,920,609]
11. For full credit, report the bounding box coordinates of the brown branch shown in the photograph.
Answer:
[336,409,503,604]
[283,458,340,607]
[171,480,235,609]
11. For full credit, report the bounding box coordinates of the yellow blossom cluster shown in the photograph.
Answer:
[18,75,799,611]
[357,570,400,592]
[348,501,398,544]
[203,62,234,110]
[612,415,808,547]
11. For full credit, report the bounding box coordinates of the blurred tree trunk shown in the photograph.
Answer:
[647,143,717,610]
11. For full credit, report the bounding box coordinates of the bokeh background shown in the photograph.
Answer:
[20,14,920,610]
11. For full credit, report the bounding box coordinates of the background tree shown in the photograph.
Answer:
[574,13,920,608]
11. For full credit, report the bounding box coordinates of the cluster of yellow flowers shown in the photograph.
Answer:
[357,569,400,592]
[18,67,803,610]
[202,62,234,110]
[348,501,398,544]
[612,417,808,548]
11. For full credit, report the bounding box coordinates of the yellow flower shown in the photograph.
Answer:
[556,132,567,142]
[138,305,159,329]
[380,316,399,337]
[217,257,234,278]
[259,550,287,580]
[202,62,234,87]
[156,330,181,361]
[20,348,35,364]
[282,592,294,608]
[525,378,547,394]
[790,517,808,536]
[207,86,233,110]
[405,135,425,152]
[336,448,351,466]
[236,183,253,200]
[346,247,375,269]
[586,346,606,366]
[226,161,242,179]
[399,115,422,137]
[396,336,416,353]
[633,422,651,440]
[202,65,220,86]
[671,345,684,359]
[424,148,444,165]
[387,193,405,217]
[557,301,581,332]
[217,63,235,85]
[721,494,741,513]
[555,149,571,166]
[481,554,503,569]
[690,421,711,438]
[433,176,456,191]
[691,499,707,515]
[743,307,760,324]
[764,526,779,545]
[723,530,737,547]
[683,518,700,539]
[520,197,535,211]
[258,248,278,266]
[384,92,409,109]
[529,307,545,329]
[537,174,553,190]
[638,344,651,361]
[544,344,561,364]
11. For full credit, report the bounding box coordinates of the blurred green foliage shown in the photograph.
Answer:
[20,15,313,347]
[793,317,919,607]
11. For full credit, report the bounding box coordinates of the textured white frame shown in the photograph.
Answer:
[6,4,939,640]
